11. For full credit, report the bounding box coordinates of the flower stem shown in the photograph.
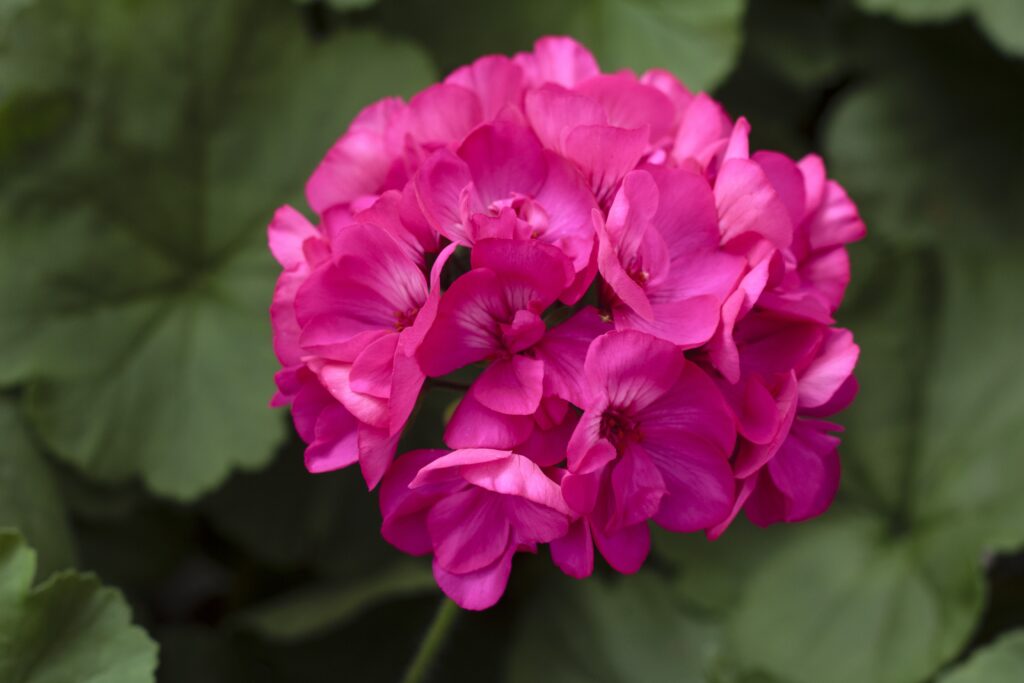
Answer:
[400,597,460,683]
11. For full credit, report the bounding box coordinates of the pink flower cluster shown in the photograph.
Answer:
[269,37,864,610]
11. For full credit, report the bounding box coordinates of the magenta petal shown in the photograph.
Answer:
[268,205,318,269]
[525,84,606,152]
[445,55,524,120]
[470,238,574,307]
[401,242,458,356]
[516,36,600,88]
[433,544,516,611]
[471,355,545,416]
[534,307,612,407]
[445,392,535,449]
[357,425,400,489]
[733,372,799,478]
[561,469,604,516]
[754,150,807,228]
[746,420,841,525]
[407,83,483,145]
[612,294,720,349]
[380,449,452,555]
[609,445,667,529]
[458,121,547,204]
[304,404,359,473]
[564,124,649,205]
[592,521,650,574]
[550,518,594,579]
[805,180,866,251]
[416,268,507,377]
[671,93,731,169]
[507,497,571,544]
[349,333,399,399]
[648,437,735,533]
[305,98,406,214]
[517,412,577,467]
[584,330,684,412]
[429,488,511,574]
[715,158,793,249]
[416,149,474,244]
[798,328,859,409]
[576,73,675,142]
[388,351,425,436]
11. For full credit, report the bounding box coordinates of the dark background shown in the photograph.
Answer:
[1,0,1022,681]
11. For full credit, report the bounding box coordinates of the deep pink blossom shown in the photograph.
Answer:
[269,34,864,610]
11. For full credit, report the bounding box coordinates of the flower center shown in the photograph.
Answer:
[599,410,642,450]
[393,307,419,331]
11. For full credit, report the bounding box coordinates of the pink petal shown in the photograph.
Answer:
[268,205,319,269]
[471,355,545,416]
[388,350,426,436]
[470,238,573,308]
[564,124,649,206]
[715,158,793,249]
[575,73,676,143]
[433,544,516,611]
[416,268,507,377]
[524,83,606,152]
[349,333,399,399]
[592,521,650,574]
[517,411,578,467]
[798,328,859,409]
[507,497,571,543]
[805,180,866,251]
[304,404,359,474]
[429,488,511,574]
[317,362,389,429]
[754,150,807,228]
[550,518,594,579]
[458,121,546,205]
[733,371,799,478]
[357,424,401,489]
[533,307,612,407]
[583,330,683,412]
[746,419,841,525]
[608,444,667,529]
[379,449,453,555]
[445,392,535,449]
[306,97,407,214]
[671,93,731,170]
[612,294,721,349]
[407,83,483,145]
[445,55,524,120]
[415,148,474,244]
[515,36,600,88]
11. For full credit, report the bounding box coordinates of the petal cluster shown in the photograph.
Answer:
[268,37,864,610]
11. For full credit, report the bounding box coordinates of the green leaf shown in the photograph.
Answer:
[723,244,1024,683]
[0,529,158,683]
[0,398,74,576]
[295,0,378,11]
[233,561,436,642]
[938,630,1024,682]
[0,0,435,499]
[824,32,1024,249]
[379,0,746,91]
[569,0,747,91]
[856,0,1024,57]
[508,572,719,683]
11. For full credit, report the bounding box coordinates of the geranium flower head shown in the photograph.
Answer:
[269,35,864,610]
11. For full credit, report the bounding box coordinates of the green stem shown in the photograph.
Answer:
[400,597,460,683]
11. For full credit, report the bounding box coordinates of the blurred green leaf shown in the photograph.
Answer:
[570,0,747,91]
[724,244,1024,683]
[0,0,435,499]
[824,33,1024,250]
[856,0,1024,57]
[0,529,158,682]
[509,572,719,683]
[295,0,377,11]
[379,0,745,91]
[204,443,397,577]
[233,561,435,642]
[0,398,74,576]
[938,630,1024,682]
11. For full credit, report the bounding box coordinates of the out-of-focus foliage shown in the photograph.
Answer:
[0,0,1022,681]
[0,530,158,682]
[0,0,434,500]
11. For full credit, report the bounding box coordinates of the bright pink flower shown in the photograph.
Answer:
[416,121,598,298]
[560,330,736,574]
[380,448,571,609]
[271,35,865,608]
[416,239,575,416]
[596,168,746,347]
